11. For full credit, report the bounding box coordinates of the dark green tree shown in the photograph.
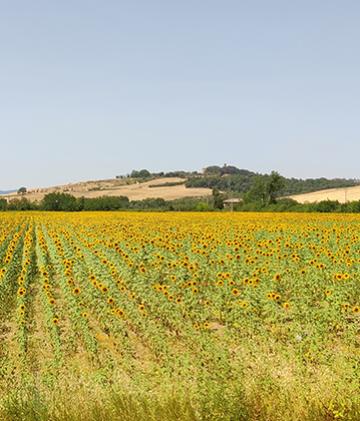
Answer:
[42,193,79,211]
[7,198,34,210]
[0,198,7,211]
[212,188,224,209]
[17,187,27,195]
[244,176,268,204]
[267,171,285,204]
[130,169,151,178]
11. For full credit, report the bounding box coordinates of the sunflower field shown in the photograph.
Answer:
[0,212,359,421]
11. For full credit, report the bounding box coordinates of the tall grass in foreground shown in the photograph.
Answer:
[1,360,359,421]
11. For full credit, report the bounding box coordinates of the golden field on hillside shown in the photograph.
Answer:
[0,212,359,421]
[289,184,360,203]
[4,177,212,202]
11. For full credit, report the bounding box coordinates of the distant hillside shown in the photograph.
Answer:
[4,177,212,202]
[288,185,360,204]
[184,165,359,196]
[0,190,16,195]
[3,164,359,204]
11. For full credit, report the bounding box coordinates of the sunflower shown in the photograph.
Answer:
[240,301,249,308]
[116,308,125,317]
[231,288,240,297]
[325,289,332,297]
[341,303,350,312]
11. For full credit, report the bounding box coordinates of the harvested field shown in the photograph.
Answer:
[3,177,212,202]
[288,184,360,203]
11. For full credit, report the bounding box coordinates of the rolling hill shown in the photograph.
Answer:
[288,185,360,204]
[3,177,212,202]
[2,164,359,204]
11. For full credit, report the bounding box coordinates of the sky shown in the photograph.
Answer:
[1,1,360,190]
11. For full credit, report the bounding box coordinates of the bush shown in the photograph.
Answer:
[42,193,80,211]
[130,198,168,210]
[0,199,8,211]
[315,200,341,213]
[7,198,35,211]
[82,196,130,211]
[130,169,151,179]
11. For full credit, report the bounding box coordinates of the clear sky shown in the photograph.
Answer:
[1,1,360,190]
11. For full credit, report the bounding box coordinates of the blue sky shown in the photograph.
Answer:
[1,1,360,189]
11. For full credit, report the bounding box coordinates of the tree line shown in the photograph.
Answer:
[1,190,360,213]
[122,165,359,197]
[186,166,358,196]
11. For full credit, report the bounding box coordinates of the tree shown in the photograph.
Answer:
[212,188,224,209]
[82,196,130,211]
[0,198,7,211]
[245,171,285,205]
[267,171,285,204]
[244,176,268,204]
[42,193,79,211]
[315,200,341,213]
[130,169,151,179]
[17,187,27,195]
[7,198,33,211]
[195,202,210,211]
[203,165,222,175]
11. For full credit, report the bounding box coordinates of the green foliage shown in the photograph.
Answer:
[82,196,129,211]
[186,165,358,196]
[203,165,222,175]
[130,198,168,210]
[315,200,342,213]
[17,187,27,195]
[203,165,253,176]
[0,199,7,211]
[148,181,185,188]
[168,197,211,211]
[130,169,152,179]
[212,188,224,209]
[244,176,268,204]
[7,198,36,211]
[243,171,284,205]
[42,193,80,211]
[267,171,285,203]
[195,202,211,211]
